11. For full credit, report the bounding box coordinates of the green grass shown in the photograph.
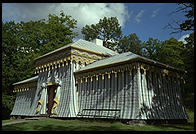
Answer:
[2,108,194,131]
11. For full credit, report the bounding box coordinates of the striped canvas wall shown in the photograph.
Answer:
[139,69,188,120]
[54,65,71,117]
[11,61,188,120]
[41,65,73,117]
[76,67,140,119]
[76,62,188,120]
[10,88,37,116]
[10,61,83,118]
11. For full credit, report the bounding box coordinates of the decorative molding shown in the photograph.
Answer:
[75,61,183,84]
[75,63,135,83]
[114,72,117,78]
[13,81,37,93]
[162,69,169,75]
[102,74,105,80]
[34,48,105,75]
[137,67,140,74]
[51,98,59,115]
[108,73,111,79]
[35,99,43,114]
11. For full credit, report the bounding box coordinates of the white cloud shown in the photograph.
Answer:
[178,34,190,44]
[151,8,160,18]
[2,3,130,39]
[135,9,144,23]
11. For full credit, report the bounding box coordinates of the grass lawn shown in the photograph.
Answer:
[2,108,194,131]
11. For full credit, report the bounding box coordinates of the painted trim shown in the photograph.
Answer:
[75,58,184,76]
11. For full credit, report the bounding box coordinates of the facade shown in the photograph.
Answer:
[11,39,188,121]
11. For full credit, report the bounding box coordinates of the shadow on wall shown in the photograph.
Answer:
[140,71,187,120]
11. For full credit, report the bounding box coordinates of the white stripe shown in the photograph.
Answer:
[137,66,142,119]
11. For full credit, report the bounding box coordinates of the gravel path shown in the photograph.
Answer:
[2,119,36,126]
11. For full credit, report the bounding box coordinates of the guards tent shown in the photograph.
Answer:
[11,39,188,121]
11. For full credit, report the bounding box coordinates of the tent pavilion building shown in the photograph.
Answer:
[11,39,188,122]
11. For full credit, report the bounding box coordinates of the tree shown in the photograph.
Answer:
[2,21,24,119]
[81,17,122,50]
[18,11,78,55]
[2,94,16,119]
[159,37,184,69]
[166,3,194,34]
[81,24,100,41]
[141,38,162,61]
[118,33,142,55]
[180,32,194,94]
[2,21,21,94]
[164,3,194,103]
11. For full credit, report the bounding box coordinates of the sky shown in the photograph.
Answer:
[2,3,193,43]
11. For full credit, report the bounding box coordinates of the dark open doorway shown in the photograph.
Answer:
[47,85,57,115]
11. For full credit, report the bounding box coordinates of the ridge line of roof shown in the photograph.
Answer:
[34,43,72,60]
[13,75,38,85]
[34,39,117,61]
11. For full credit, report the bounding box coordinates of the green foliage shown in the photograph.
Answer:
[118,33,142,55]
[81,24,100,41]
[141,38,162,61]
[2,94,16,119]
[183,93,194,110]
[82,17,122,50]
[180,33,194,94]
[17,11,78,55]
[164,2,194,96]
[159,37,184,69]
[141,35,194,95]
[2,21,22,95]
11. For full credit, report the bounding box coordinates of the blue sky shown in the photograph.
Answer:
[122,3,191,42]
[2,3,192,42]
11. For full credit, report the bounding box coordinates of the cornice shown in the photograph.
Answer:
[13,81,37,93]
[34,48,105,75]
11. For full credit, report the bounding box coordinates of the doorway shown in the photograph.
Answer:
[47,85,57,115]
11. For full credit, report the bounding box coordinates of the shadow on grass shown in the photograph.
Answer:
[153,122,194,131]
[31,124,131,131]
[2,122,132,131]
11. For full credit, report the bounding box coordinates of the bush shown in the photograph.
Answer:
[2,94,15,120]
[183,93,194,110]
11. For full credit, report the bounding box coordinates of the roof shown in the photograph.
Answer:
[35,39,118,60]
[72,39,118,56]
[75,52,183,74]
[13,75,38,85]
